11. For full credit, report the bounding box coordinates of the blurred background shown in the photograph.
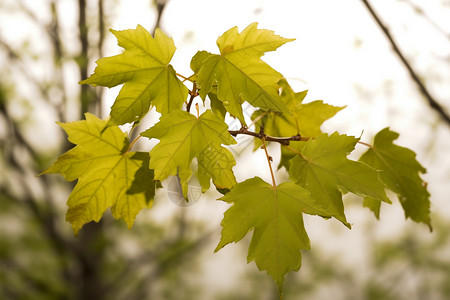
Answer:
[1,0,449,299]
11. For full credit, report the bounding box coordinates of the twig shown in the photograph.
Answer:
[186,82,198,113]
[360,0,450,127]
[229,126,303,145]
[97,0,105,117]
[126,135,142,153]
[152,0,167,35]
[176,72,190,82]
[78,0,91,117]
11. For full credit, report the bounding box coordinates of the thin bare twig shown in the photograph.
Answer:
[186,82,198,113]
[360,0,450,127]
[152,0,168,34]
[97,0,105,117]
[78,0,90,117]
[229,126,303,145]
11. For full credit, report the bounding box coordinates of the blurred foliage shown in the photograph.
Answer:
[0,189,210,299]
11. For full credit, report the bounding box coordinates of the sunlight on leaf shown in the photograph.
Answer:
[41,113,157,234]
[289,132,390,227]
[141,109,237,197]
[80,25,188,124]
[216,177,316,295]
[359,128,431,229]
[192,23,294,123]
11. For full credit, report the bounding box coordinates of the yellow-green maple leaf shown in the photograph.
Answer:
[191,23,294,123]
[289,132,391,227]
[359,128,431,229]
[141,109,237,197]
[216,177,329,295]
[80,25,188,125]
[41,113,157,234]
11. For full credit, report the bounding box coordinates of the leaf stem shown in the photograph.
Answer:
[358,140,373,148]
[283,144,305,159]
[261,138,276,188]
[229,127,303,145]
[126,135,141,153]
[248,111,268,129]
[176,72,190,82]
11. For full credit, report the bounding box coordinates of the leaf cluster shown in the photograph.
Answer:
[42,23,432,296]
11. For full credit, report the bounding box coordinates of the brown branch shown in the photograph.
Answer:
[186,82,198,113]
[78,0,94,117]
[48,0,70,124]
[229,126,303,145]
[152,0,168,35]
[360,0,450,127]
[98,0,105,56]
[97,0,105,117]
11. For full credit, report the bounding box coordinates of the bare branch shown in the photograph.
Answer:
[361,0,450,127]
[152,0,168,34]
[78,0,90,116]
[97,0,105,117]
[229,126,303,145]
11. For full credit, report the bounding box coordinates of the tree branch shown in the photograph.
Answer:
[78,0,96,117]
[361,0,450,127]
[186,82,198,113]
[97,0,105,117]
[228,126,303,145]
[152,0,168,35]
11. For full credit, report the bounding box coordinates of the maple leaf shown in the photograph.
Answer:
[359,128,431,229]
[216,177,327,294]
[191,23,294,124]
[289,132,391,227]
[141,109,237,196]
[80,25,188,125]
[41,113,157,235]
